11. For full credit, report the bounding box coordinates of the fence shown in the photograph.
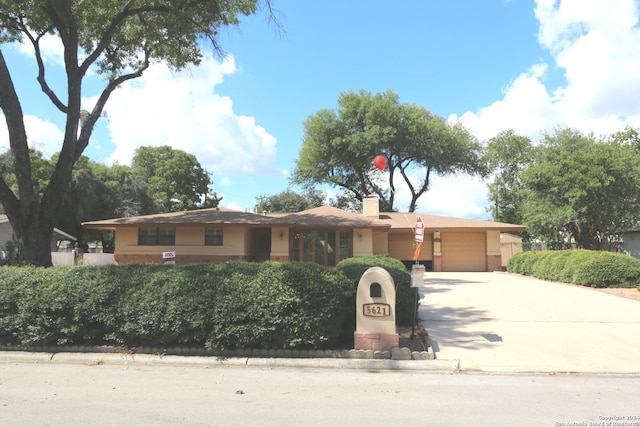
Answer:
[51,251,114,267]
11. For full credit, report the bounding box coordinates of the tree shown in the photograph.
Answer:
[292,89,485,212]
[0,0,271,266]
[132,145,220,213]
[521,128,640,250]
[55,155,111,250]
[485,129,533,226]
[90,163,150,219]
[255,189,326,213]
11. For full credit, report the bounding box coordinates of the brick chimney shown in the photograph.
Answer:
[362,197,380,218]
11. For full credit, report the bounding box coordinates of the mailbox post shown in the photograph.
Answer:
[354,267,399,351]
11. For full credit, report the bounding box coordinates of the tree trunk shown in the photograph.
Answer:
[8,213,55,267]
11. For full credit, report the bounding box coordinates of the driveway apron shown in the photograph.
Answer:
[418,272,640,373]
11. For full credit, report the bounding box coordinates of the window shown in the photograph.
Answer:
[138,227,175,245]
[205,227,223,246]
[290,229,351,266]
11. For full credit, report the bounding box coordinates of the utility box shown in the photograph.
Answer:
[354,267,399,351]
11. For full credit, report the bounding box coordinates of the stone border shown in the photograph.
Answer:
[0,344,435,360]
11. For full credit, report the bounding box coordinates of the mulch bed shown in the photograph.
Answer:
[398,324,429,352]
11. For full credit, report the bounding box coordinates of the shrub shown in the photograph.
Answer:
[335,256,416,327]
[0,262,354,350]
[507,250,640,288]
[571,251,640,288]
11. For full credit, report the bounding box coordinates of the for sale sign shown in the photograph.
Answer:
[415,216,424,243]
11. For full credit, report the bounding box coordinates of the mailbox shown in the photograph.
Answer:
[354,267,399,351]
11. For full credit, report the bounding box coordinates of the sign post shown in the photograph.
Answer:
[411,216,425,338]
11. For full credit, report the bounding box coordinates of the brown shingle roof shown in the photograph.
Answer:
[82,206,525,233]
[278,206,390,228]
[82,207,285,229]
[380,212,526,232]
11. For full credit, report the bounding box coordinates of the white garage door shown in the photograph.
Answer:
[441,232,486,272]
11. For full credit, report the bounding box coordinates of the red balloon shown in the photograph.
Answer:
[373,155,386,170]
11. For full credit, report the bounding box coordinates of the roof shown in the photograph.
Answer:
[620,224,640,234]
[380,213,527,233]
[0,215,77,241]
[277,206,390,229]
[82,207,284,229]
[83,206,389,230]
[82,205,525,233]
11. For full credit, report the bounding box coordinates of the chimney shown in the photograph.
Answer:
[362,197,380,218]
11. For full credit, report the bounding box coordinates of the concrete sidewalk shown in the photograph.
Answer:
[419,272,640,373]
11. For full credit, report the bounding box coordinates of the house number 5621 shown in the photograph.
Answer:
[363,303,391,317]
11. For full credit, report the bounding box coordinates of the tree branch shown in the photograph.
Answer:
[32,31,69,112]
[75,49,151,161]
[77,2,203,77]
[0,175,20,219]
[0,50,35,210]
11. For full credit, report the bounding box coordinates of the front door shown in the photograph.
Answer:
[252,228,271,262]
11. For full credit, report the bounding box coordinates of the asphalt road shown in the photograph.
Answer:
[1,362,639,427]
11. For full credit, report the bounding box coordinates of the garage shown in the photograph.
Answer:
[441,232,486,271]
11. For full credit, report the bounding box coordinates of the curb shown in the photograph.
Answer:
[0,351,460,372]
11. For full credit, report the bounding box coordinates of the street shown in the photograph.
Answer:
[1,362,639,426]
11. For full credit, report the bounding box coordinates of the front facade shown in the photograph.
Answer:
[82,198,526,272]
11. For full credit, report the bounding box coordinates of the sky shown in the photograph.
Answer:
[1,0,640,219]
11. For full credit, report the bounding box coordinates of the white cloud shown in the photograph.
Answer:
[223,201,244,212]
[87,55,281,177]
[0,115,64,157]
[18,33,65,68]
[452,0,640,143]
[445,0,640,220]
[450,64,554,142]
[390,171,489,219]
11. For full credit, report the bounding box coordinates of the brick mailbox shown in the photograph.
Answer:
[354,267,399,351]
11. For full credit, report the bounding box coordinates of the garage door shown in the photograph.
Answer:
[441,232,486,271]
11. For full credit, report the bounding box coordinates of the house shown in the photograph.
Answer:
[82,197,526,272]
[0,214,77,260]
[621,225,640,259]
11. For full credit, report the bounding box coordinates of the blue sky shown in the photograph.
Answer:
[2,0,640,219]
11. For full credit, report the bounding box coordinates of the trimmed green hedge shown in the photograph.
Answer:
[0,262,353,350]
[507,250,640,288]
[336,255,417,326]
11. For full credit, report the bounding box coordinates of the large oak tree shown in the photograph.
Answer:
[0,0,270,266]
[292,89,485,212]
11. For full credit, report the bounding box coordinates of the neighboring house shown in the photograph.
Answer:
[621,226,640,259]
[82,197,526,272]
[0,214,77,259]
[0,215,78,252]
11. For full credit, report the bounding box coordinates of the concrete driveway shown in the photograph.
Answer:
[418,272,640,373]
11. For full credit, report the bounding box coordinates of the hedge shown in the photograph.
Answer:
[335,255,417,326]
[0,262,353,350]
[507,249,640,288]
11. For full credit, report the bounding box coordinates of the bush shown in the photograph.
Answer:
[0,262,353,350]
[571,251,640,288]
[335,256,416,327]
[507,250,640,288]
